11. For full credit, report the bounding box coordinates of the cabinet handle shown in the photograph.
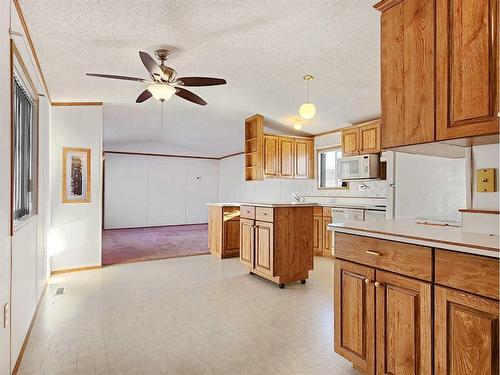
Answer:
[366,250,381,256]
[374,282,383,288]
[364,278,371,285]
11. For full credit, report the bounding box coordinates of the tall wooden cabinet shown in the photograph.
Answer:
[375,0,499,148]
[239,204,314,288]
[436,0,499,140]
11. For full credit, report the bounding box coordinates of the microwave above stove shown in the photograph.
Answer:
[338,154,380,180]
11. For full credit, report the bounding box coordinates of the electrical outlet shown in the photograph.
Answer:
[477,168,496,192]
[3,303,9,328]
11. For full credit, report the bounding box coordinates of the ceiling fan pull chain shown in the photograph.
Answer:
[161,102,165,132]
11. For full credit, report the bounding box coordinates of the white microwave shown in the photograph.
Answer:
[338,154,380,180]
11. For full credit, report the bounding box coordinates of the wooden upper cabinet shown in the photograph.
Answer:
[341,128,360,156]
[375,0,435,148]
[375,270,432,375]
[244,115,264,180]
[294,138,314,179]
[263,135,279,177]
[435,286,499,375]
[436,0,499,140]
[358,120,380,154]
[278,137,294,178]
[334,260,375,375]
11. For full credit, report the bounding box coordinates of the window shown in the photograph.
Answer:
[318,147,348,189]
[13,73,37,223]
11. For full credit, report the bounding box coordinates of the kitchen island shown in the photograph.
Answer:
[239,202,316,288]
[207,203,241,259]
[328,219,499,375]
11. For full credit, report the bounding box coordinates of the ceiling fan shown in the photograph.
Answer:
[86,49,226,106]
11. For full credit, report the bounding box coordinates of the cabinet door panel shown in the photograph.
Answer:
[435,286,499,375]
[239,218,254,268]
[334,260,375,375]
[294,139,310,179]
[342,128,360,156]
[436,0,499,139]
[375,270,432,375]
[359,122,381,154]
[377,0,435,148]
[263,135,279,177]
[323,217,332,257]
[313,216,323,256]
[279,137,294,178]
[255,221,273,276]
[224,219,240,256]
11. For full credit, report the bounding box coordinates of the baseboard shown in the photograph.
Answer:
[12,281,48,375]
[104,223,208,231]
[50,265,101,275]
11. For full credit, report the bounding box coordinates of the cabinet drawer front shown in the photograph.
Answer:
[313,206,323,216]
[435,249,499,300]
[334,233,432,281]
[255,207,273,222]
[240,205,255,219]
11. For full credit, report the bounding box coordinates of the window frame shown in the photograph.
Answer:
[316,145,349,190]
[11,40,39,233]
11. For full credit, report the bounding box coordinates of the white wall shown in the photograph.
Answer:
[472,144,499,210]
[0,2,12,371]
[49,106,102,271]
[104,153,219,229]
[394,152,466,222]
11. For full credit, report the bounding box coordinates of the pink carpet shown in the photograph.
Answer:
[102,224,209,265]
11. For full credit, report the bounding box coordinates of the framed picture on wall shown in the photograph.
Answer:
[62,147,91,203]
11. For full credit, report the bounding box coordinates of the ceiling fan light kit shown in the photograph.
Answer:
[299,74,316,120]
[86,49,226,106]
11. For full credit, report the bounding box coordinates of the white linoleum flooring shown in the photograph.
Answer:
[18,255,359,375]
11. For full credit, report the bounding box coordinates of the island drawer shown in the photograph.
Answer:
[255,207,274,222]
[240,205,255,219]
[435,249,499,300]
[334,232,432,281]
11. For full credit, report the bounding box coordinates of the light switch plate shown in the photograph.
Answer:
[477,168,496,192]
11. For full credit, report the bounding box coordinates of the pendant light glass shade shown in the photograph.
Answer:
[148,84,176,102]
[299,102,316,120]
[299,74,316,120]
[293,118,303,130]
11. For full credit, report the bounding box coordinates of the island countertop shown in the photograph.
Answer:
[239,202,319,208]
[329,219,500,258]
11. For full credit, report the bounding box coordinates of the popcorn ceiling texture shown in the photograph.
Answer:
[19,0,381,156]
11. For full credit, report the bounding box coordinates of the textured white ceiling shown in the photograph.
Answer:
[19,0,381,156]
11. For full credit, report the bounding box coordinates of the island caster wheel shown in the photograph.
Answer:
[249,271,254,275]
[279,283,285,289]
[300,279,306,284]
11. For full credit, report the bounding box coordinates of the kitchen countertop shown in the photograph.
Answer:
[207,202,386,210]
[206,203,241,207]
[329,219,500,258]
[239,202,319,208]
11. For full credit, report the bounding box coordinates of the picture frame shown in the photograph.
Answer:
[62,147,91,203]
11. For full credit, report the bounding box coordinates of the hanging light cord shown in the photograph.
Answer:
[161,101,164,131]
[306,79,309,103]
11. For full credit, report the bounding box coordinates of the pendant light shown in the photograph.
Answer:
[299,75,316,120]
[293,118,303,130]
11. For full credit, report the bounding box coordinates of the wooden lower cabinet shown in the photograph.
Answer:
[435,286,499,375]
[375,270,432,375]
[334,260,375,374]
[208,205,240,258]
[239,205,313,287]
[322,217,332,257]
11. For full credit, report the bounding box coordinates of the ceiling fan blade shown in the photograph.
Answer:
[139,51,165,81]
[136,89,152,103]
[175,87,207,106]
[86,73,149,83]
[176,77,227,86]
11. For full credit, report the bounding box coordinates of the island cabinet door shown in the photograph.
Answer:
[435,286,499,375]
[375,270,432,375]
[239,218,254,268]
[334,260,375,375]
[313,215,323,256]
[254,221,274,277]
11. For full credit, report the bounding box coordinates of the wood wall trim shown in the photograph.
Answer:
[373,0,404,12]
[313,118,381,138]
[105,222,209,231]
[459,209,500,215]
[105,150,246,161]
[50,265,101,275]
[11,282,47,375]
[51,102,103,107]
[12,0,51,101]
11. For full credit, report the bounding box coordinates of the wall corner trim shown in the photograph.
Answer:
[50,265,102,275]
[51,102,103,107]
